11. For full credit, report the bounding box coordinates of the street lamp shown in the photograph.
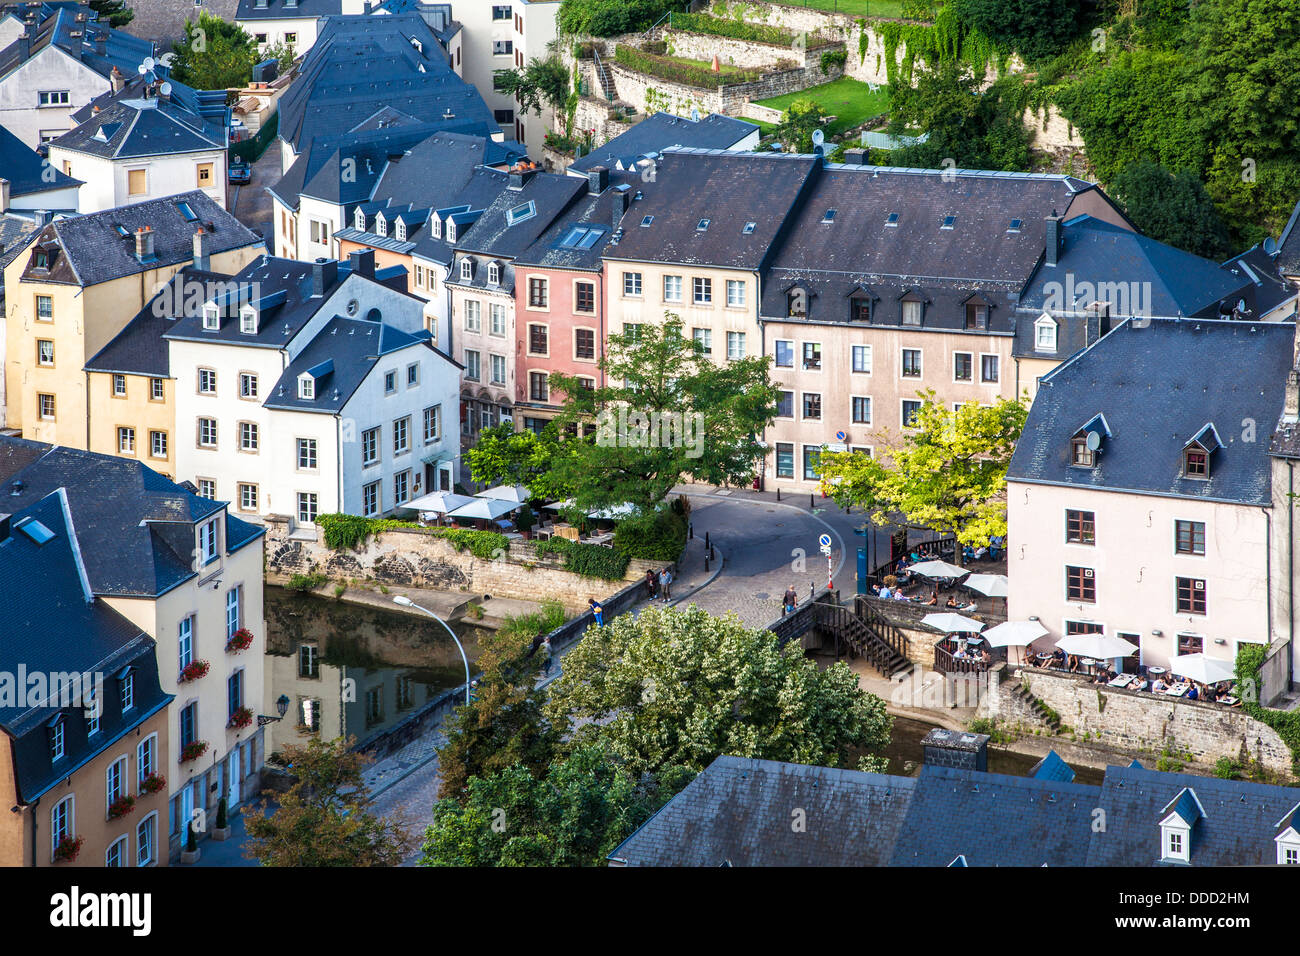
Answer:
[394,595,471,705]
[257,694,291,727]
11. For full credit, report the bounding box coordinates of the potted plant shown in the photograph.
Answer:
[179,659,210,683]
[228,706,253,730]
[211,797,231,841]
[180,822,200,864]
[225,627,255,653]
[179,740,209,763]
[107,795,136,820]
[516,505,536,539]
[140,772,166,795]
[53,835,83,863]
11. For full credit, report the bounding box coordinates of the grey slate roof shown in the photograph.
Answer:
[277,13,493,155]
[54,73,227,158]
[512,174,639,272]
[452,170,588,262]
[605,148,820,271]
[0,489,171,803]
[0,436,264,598]
[0,122,82,197]
[235,0,341,20]
[120,0,239,48]
[18,190,259,287]
[567,112,758,175]
[1278,196,1300,277]
[0,6,153,83]
[1007,318,1293,506]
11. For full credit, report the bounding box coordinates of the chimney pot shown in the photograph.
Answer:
[192,227,211,271]
[0,178,9,214]
[312,256,338,296]
[135,225,155,263]
[1045,214,1063,268]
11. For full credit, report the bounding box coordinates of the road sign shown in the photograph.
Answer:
[835,431,847,442]
[818,533,832,548]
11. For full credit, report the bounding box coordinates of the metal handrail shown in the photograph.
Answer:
[592,48,614,102]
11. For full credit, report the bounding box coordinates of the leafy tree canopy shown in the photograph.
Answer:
[88,0,133,28]
[818,392,1027,561]
[169,13,258,91]
[493,56,570,122]
[1110,161,1231,259]
[951,0,1085,62]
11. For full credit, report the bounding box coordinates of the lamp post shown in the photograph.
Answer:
[257,694,291,727]
[394,595,471,705]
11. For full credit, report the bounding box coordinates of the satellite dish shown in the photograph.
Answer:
[137,63,147,74]
[812,129,825,147]
[1085,431,1101,451]
[142,56,155,70]
[1264,236,1278,255]
[159,81,172,97]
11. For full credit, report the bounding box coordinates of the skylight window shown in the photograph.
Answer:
[885,213,899,227]
[177,201,199,223]
[697,219,710,231]
[1008,218,1023,232]
[743,222,756,234]
[560,225,606,249]
[114,224,130,238]
[822,209,837,223]
[506,200,536,226]
[641,215,654,227]
[941,215,956,229]
[15,518,55,545]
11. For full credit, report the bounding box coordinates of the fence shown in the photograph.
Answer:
[229,110,278,164]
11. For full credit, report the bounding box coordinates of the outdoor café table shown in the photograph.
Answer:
[1082,658,1100,673]
[1220,696,1241,707]
[1147,666,1167,676]
[1108,674,1133,688]
[1166,683,1189,697]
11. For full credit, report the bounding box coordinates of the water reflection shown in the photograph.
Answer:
[883,716,1105,785]
[262,587,490,756]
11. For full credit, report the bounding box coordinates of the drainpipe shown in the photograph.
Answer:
[84,369,91,450]
[1263,505,1272,650]
[1291,462,1296,689]
[335,413,344,515]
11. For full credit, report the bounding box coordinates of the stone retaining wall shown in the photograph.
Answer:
[263,517,665,613]
[984,666,1294,776]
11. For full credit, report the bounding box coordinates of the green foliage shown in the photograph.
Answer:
[612,506,687,562]
[1109,162,1231,258]
[755,78,890,140]
[548,605,894,777]
[1213,756,1243,780]
[169,13,258,91]
[464,422,566,493]
[951,0,1085,63]
[434,529,510,561]
[668,11,807,46]
[613,44,763,88]
[774,98,830,153]
[497,601,568,642]
[1237,643,1300,772]
[421,742,695,866]
[493,56,571,131]
[285,572,327,592]
[820,48,848,73]
[879,3,1001,88]
[317,513,422,550]
[243,736,412,865]
[216,797,228,829]
[533,536,631,581]
[558,0,678,37]
[818,392,1028,554]
[88,0,133,28]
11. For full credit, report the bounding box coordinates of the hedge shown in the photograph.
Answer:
[316,514,508,560]
[533,537,630,581]
[613,507,687,562]
[667,11,801,46]
[1236,643,1300,772]
[613,44,764,88]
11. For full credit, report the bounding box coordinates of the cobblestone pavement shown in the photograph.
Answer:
[230,145,281,237]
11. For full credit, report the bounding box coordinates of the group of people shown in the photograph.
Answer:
[1034,650,1237,703]
[644,567,674,602]
[951,639,992,664]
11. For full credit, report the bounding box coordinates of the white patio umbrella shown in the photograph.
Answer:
[1055,633,1139,659]
[542,499,573,510]
[401,491,474,515]
[478,484,531,504]
[447,497,520,521]
[908,559,969,580]
[922,612,986,634]
[982,620,1048,648]
[588,503,638,520]
[963,573,1009,598]
[1168,653,1236,685]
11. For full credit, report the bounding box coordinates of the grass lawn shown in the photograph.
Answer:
[661,53,754,76]
[766,0,909,17]
[754,77,891,138]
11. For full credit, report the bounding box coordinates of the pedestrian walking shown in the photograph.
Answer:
[659,566,672,602]
[645,568,658,599]
[782,584,798,616]
[540,636,553,676]
[588,597,605,626]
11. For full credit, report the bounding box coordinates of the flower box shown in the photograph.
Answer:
[107,795,136,820]
[53,835,83,863]
[139,772,166,795]
[228,706,253,730]
[179,659,210,683]
[179,741,209,763]
[226,628,255,653]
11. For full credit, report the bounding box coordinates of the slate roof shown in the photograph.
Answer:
[53,74,227,158]
[1277,197,1300,277]
[85,266,233,376]
[1007,318,1293,506]
[567,112,758,175]
[0,122,81,197]
[0,436,264,598]
[605,148,820,271]
[277,13,494,155]
[452,171,588,262]
[512,174,639,272]
[262,316,447,413]
[0,6,153,83]
[0,489,171,803]
[18,190,259,287]
[235,0,341,20]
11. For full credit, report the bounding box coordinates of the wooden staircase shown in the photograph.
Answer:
[813,597,912,678]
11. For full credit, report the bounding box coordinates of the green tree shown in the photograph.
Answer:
[493,56,571,130]
[818,392,1027,563]
[773,98,829,153]
[169,13,257,91]
[464,422,571,493]
[243,737,412,866]
[543,314,781,513]
[952,0,1085,62]
[547,605,893,777]
[436,624,565,801]
[88,0,133,28]
[260,37,297,77]
[420,742,693,866]
[1109,162,1230,258]
[888,62,1030,172]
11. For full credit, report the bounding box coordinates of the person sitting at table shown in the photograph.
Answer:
[1201,684,1218,703]
[953,644,968,660]
[1152,677,1169,693]
[925,587,939,606]
[1186,683,1199,700]
[979,647,991,664]
[945,595,959,609]
[1050,649,1066,669]
[1067,654,1081,672]
[876,584,892,599]
[893,588,911,602]
[1130,678,1148,692]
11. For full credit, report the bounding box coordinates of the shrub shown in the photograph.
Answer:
[433,528,509,560]
[558,0,677,37]
[499,600,568,641]
[667,11,803,46]
[1213,756,1242,780]
[533,536,631,580]
[614,508,687,562]
[217,797,228,830]
[820,48,848,72]
[317,513,421,550]
[613,44,762,88]
[285,572,327,592]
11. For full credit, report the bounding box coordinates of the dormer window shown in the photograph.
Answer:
[1071,436,1093,467]
[1184,449,1207,477]
[395,219,407,241]
[488,262,500,285]
[374,213,387,237]
[1274,805,1300,864]
[239,305,257,335]
[850,295,871,323]
[1035,313,1057,351]
[901,294,923,326]
[354,207,365,230]
[964,296,989,330]
[1182,424,1221,480]
[1071,414,1110,468]
[49,714,65,761]
[787,290,806,318]
[460,259,473,281]
[1159,788,1202,864]
[298,375,315,400]
[446,221,457,241]
[202,302,220,331]
[431,216,442,238]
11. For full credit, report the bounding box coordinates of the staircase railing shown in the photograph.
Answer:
[592,48,615,102]
[853,594,911,661]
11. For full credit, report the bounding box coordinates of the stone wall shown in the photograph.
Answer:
[985,666,1294,776]
[263,517,664,613]
[661,28,838,73]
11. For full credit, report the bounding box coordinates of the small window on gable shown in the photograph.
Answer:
[374,212,387,237]
[460,259,473,281]
[431,215,441,238]
[1182,424,1220,480]
[1071,415,1109,468]
[299,375,315,400]
[203,302,220,331]
[1035,313,1057,351]
[354,207,365,230]
[395,219,407,241]
[488,262,500,285]
[239,305,257,335]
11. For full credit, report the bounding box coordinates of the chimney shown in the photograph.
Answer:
[921,728,990,772]
[1084,301,1109,345]
[0,178,9,214]
[16,30,30,62]
[842,147,867,165]
[1045,213,1063,267]
[587,165,609,195]
[110,65,125,93]
[134,225,155,263]
[94,30,106,56]
[507,162,538,189]
[348,248,375,279]
[1284,370,1300,425]
[192,227,210,271]
[363,0,372,12]
[312,256,338,296]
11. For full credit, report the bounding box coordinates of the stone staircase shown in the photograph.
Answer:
[592,49,616,102]
[1006,677,1062,733]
